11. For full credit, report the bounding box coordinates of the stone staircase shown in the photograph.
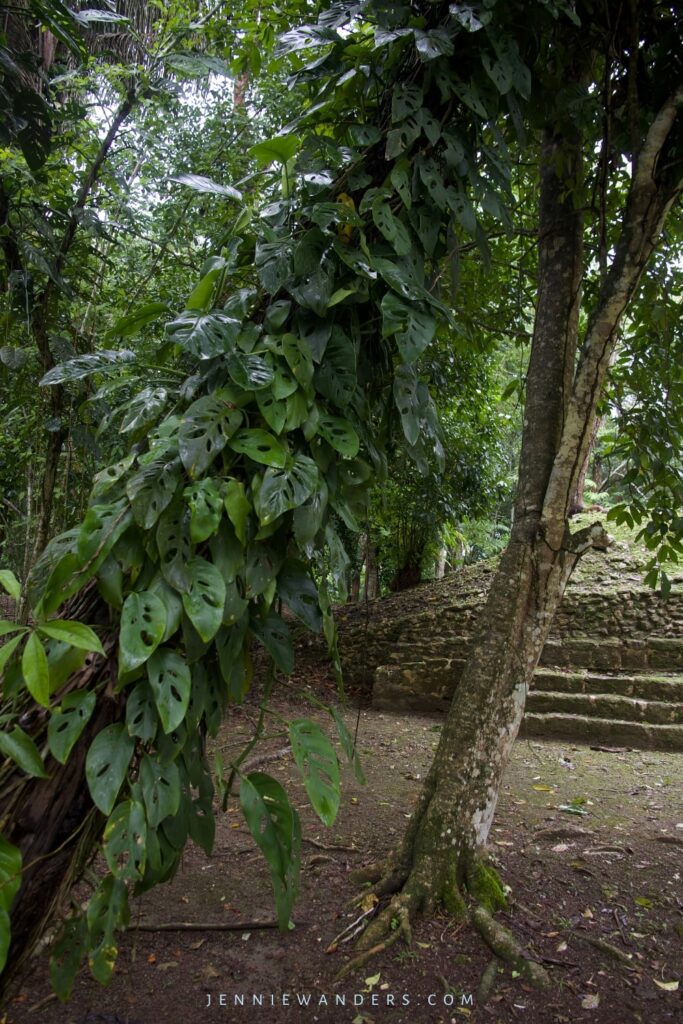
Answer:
[326,529,683,751]
[371,644,683,750]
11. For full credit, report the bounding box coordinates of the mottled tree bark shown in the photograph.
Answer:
[356,89,682,966]
[0,590,121,996]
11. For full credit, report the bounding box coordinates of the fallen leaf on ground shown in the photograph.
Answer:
[653,980,679,991]
[198,965,221,981]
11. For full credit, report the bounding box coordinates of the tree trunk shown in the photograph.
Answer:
[0,589,122,997]
[364,540,379,600]
[435,544,447,579]
[354,87,682,973]
[569,413,600,513]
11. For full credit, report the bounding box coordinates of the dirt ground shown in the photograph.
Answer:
[3,678,682,1024]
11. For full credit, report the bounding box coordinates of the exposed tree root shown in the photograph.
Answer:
[335,904,412,981]
[476,956,503,1004]
[342,852,550,990]
[470,906,549,988]
[571,932,635,967]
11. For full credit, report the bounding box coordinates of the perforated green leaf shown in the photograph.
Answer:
[381,293,436,361]
[103,799,147,881]
[282,333,314,387]
[226,351,274,390]
[390,162,412,208]
[293,482,328,550]
[250,609,294,675]
[77,498,133,566]
[391,83,423,121]
[255,455,319,526]
[166,310,241,359]
[313,328,357,410]
[277,560,322,632]
[372,200,411,256]
[156,501,192,592]
[125,682,158,742]
[271,359,299,400]
[119,591,167,674]
[216,618,249,700]
[147,649,191,734]
[181,557,226,643]
[317,414,360,457]
[240,772,301,930]
[87,875,129,984]
[245,543,283,598]
[48,691,96,764]
[482,49,513,94]
[256,389,287,433]
[139,755,181,827]
[184,478,224,543]
[289,719,340,826]
[179,390,243,477]
[50,912,87,1002]
[85,724,134,815]
[414,27,454,60]
[393,364,421,446]
[229,428,287,468]
[127,457,181,529]
[447,188,477,234]
[264,299,291,331]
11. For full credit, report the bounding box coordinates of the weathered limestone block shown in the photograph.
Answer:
[521,714,683,752]
[373,662,459,712]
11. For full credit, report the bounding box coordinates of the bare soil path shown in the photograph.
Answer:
[4,696,682,1024]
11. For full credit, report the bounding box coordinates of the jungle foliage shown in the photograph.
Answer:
[0,0,681,998]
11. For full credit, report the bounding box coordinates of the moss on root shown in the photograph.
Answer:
[466,859,507,912]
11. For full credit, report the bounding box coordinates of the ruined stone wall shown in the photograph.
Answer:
[332,544,683,687]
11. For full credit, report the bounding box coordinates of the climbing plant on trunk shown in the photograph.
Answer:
[0,0,681,999]
[343,7,682,980]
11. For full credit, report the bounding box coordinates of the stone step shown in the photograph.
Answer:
[380,636,683,675]
[539,637,683,672]
[526,690,683,725]
[533,669,683,702]
[520,713,683,752]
